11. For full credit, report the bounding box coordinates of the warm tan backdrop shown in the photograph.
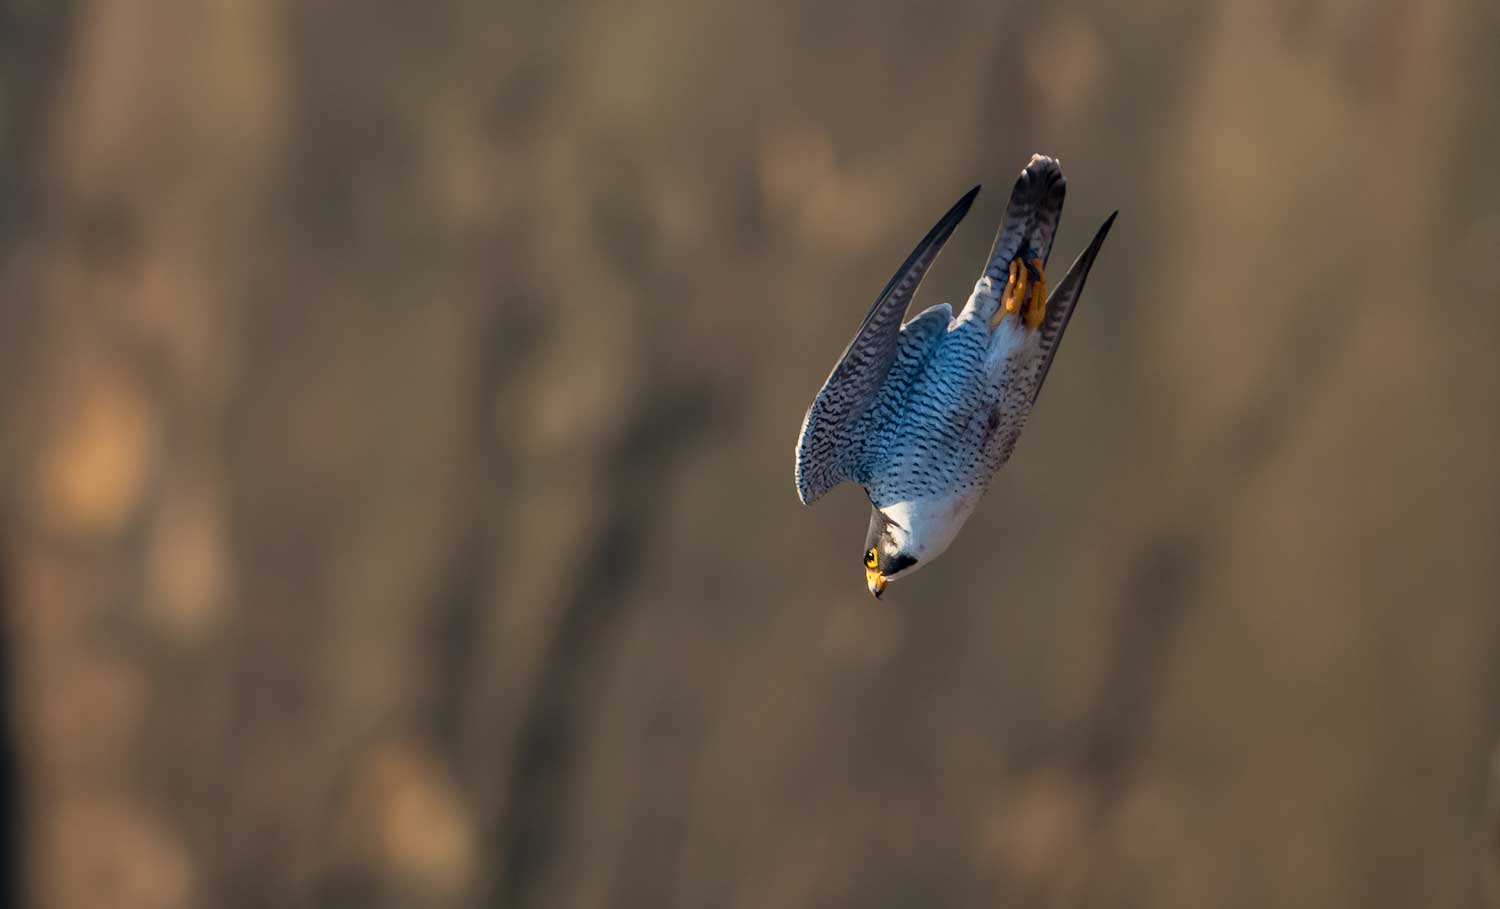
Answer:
[3,1,1499,907]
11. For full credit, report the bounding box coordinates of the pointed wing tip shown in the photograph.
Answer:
[1086,211,1118,253]
[909,184,980,257]
[949,184,981,221]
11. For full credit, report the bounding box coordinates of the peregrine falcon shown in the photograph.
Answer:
[794,154,1115,597]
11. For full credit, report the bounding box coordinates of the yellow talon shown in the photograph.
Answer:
[1024,258,1047,329]
[1010,259,1028,313]
[994,256,1047,328]
[994,258,1024,327]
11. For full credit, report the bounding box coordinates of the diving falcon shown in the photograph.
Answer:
[794,154,1116,597]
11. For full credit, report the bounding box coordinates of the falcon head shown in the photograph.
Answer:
[862,508,920,598]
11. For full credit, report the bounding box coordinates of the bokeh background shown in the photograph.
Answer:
[3,1,1500,907]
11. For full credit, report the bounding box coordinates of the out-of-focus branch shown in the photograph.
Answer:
[486,380,722,908]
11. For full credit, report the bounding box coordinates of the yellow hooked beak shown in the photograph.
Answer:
[865,567,886,599]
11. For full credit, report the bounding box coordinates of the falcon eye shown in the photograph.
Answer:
[864,548,878,569]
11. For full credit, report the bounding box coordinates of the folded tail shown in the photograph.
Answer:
[964,154,1068,325]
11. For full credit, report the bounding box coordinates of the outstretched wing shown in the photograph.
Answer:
[1030,211,1116,404]
[794,186,978,505]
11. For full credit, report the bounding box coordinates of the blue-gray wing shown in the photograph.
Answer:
[1030,211,1116,404]
[850,302,953,481]
[794,187,978,504]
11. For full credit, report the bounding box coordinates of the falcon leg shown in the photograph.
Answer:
[1023,258,1047,330]
[992,257,1048,329]
[993,258,1029,327]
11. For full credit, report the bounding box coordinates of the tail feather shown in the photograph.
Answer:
[964,154,1068,324]
[983,154,1068,283]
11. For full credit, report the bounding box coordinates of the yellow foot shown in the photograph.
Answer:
[993,257,1048,329]
[1023,258,1047,330]
[993,259,1026,326]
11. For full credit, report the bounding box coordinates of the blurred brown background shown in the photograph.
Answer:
[2,1,1499,907]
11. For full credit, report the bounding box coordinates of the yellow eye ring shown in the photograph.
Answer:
[864,548,878,569]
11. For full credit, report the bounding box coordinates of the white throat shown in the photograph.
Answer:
[880,494,983,572]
